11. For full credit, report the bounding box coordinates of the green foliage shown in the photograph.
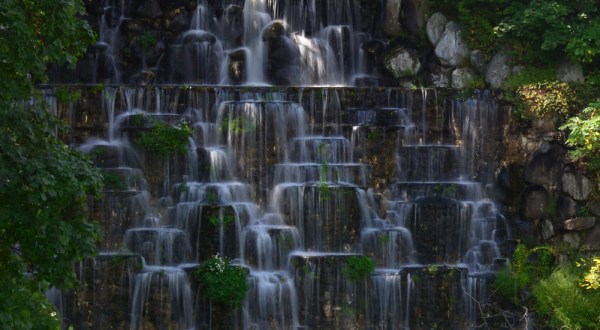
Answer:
[193,255,249,308]
[102,171,126,191]
[503,67,557,90]
[517,81,576,118]
[0,102,102,329]
[345,256,375,281]
[560,101,600,171]
[0,1,99,327]
[533,260,600,329]
[493,244,555,303]
[0,0,95,101]
[430,0,600,65]
[135,120,192,157]
[139,32,156,50]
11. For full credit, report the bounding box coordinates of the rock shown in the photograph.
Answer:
[220,5,244,47]
[557,60,584,83]
[262,20,288,42]
[562,171,593,201]
[587,198,600,216]
[470,50,486,74]
[163,8,189,32]
[451,67,475,89]
[400,0,429,36]
[521,186,550,220]
[265,34,301,85]
[384,0,402,36]
[434,21,470,67]
[428,66,450,87]
[136,0,163,19]
[523,143,565,186]
[562,232,582,249]
[557,195,578,220]
[540,219,555,240]
[564,217,597,231]
[485,51,513,88]
[426,12,448,46]
[227,49,247,85]
[384,46,421,79]
[182,30,217,44]
[583,225,600,249]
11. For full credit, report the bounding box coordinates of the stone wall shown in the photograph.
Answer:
[496,107,600,254]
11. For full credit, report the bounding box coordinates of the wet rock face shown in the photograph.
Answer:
[67,254,143,330]
[409,196,472,263]
[290,253,368,329]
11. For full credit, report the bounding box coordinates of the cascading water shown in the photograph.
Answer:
[45,1,510,329]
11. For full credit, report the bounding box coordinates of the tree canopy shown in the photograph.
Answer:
[0,0,100,328]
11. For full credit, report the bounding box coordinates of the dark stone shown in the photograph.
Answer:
[557,194,578,220]
[264,34,302,85]
[136,0,163,19]
[409,196,472,263]
[521,186,550,220]
[262,20,288,42]
[523,143,565,186]
[183,30,217,44]
[227,49,247,85]
[163,8,190,32]
[219,5,244,48]
[290,253,368,329]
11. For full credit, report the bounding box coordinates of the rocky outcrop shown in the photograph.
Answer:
[434,22,470,67]
[384,46,421,79]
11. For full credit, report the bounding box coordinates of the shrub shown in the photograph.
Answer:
[135,120,192,157]
[533,261,600,330]
[193,255,248,308]
[517,81,576,118]
[345,256,375,281]
[560,101,600,171]
[493,244,555,303]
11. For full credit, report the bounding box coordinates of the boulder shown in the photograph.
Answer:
[523,143,565,186]
[136,0,163,19]
[557,60,584,83]
[470,50,486,74]
[400,0,429,36]
[557,194,578,220]
[564,217,597,231]
[521,186,550,220]
[426,12,448,46]
[434,21,470,67]
[182,30,217,44]
[428,66,450,88]
[384,46,421,79]
[227,49,247,85]
[562,171,593,201]
[262,20,288,42]
[384,0,402,36]
[451,67,475,89]
[485,51,513,88]
[163,8,189,32]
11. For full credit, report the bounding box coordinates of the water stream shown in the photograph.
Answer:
[46,0,508,329]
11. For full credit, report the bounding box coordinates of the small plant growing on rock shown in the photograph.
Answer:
[345,255,375,281]
[135,120,192,157]
[193,254,249,308]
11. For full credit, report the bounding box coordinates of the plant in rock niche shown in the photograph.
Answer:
[135,120,192,157]
[345,256,375,281]
[139,31,156,50]
[560,101,600,171]
[193,254,248,308]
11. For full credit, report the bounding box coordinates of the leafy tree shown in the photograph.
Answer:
[0,0,99,328]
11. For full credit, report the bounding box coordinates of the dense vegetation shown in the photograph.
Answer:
[429,1,600,328]
[0,1,100,328]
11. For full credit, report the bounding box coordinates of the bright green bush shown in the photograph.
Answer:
[193,255,248,308]
[533,261,600,330]
[493,244,554,303]
[560,101,600,171]
[517,81,577,118]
